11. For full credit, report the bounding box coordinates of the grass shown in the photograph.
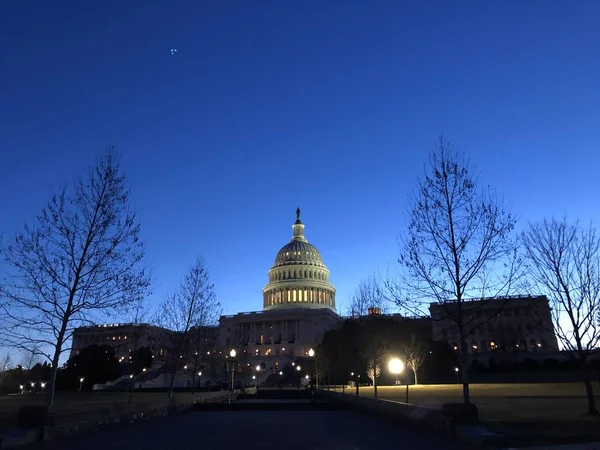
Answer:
[0,390,212,433]
[339,383,600,446]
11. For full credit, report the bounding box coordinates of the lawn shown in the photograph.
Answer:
[338,383,600,446]
[0,391,212,433]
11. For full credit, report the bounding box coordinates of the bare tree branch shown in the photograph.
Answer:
[390,136,522,404]
[347,274,389,317]
[523,217,600,415]
[0,148,151,405]
[155,256,219,398]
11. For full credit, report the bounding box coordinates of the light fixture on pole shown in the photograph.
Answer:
[228,349,237,404]
[455,367,460,384]
[79,377,85,391]
[308,348,318,389]
[388,357,407,402]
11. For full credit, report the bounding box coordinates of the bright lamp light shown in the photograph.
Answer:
[388,358,404,375]
[229,349,236,358]
[308,348,315,357]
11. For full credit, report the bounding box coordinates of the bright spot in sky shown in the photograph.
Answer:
[170,49,177,55]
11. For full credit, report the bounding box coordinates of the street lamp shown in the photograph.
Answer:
[228,349,237,404]
[19,384,24,395]
[308,348,318,389]
[388,357,407,402]
[279,371,283,376]
[296,365,301,371]
[41,382,46,389]
[79,377,85,391]
[455,367,460,384]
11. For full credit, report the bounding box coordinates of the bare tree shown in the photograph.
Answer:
[21,347,41,370]
[0,149,151,406]
[156,257,218,398]
[392,137,521,404]
[523,218,600,415]
[348,274,388,317]
[402,334,426,385]
[1,353,11,371]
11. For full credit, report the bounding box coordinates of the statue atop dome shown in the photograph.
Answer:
[295,207,302,224]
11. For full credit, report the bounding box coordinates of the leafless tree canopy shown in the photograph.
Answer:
[348,274,388,317]
[523,218,600,414]
[156,256,220,397]
[402,334,426,385]
[524,218,600,355]
[0,148,150,405]
[393,137,521,403]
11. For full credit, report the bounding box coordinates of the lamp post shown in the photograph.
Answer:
[79,377,85,392]
[255,365,261,389]
[228,349,236,405]
[308,348,318,389]
[19,384,24,395]
[388,357,407,402]
[455,367,460,384]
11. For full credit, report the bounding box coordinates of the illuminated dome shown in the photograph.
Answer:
[263,209,336,311]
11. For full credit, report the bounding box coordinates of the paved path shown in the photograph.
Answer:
[31,409,470,450]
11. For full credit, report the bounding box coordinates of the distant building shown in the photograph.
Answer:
[70,323,177,361]
[218,209,342,369]
[429,295,559,355]
[71,322,219,362]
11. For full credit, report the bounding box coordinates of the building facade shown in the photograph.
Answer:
[70,322,177,361]
[218,209,341,370]
[429,295,559,355]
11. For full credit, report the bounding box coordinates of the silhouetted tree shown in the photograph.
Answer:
[390,137,522,404]
[402,334,426,385]
[523,217,600,415]
[347,274,388,317]
[0,149,151,405]
[156,256,217,398]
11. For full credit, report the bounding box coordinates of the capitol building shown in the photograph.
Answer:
[217,208,341,368]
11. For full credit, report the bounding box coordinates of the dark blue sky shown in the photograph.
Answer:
[1,0,599,317]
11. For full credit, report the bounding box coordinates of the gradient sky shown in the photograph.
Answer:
[1,0,599,325]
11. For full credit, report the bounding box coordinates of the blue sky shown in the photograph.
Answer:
[1,0,599,329]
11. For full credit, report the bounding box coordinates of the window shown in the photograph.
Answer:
[260,334,264,345]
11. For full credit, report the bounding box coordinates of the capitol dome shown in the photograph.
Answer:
[262,209,336,311]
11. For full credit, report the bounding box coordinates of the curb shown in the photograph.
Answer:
[0,391,233,448]
[505,442,600,450]
[319,391,504,447]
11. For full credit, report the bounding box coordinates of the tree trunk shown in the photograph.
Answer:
[460,339,471,404]
[191,351,199,395]
[48,325,68,406]
[373,366,377,398]
[583,379,598,415]
[413,366,418,385]
[48,353,60,407]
